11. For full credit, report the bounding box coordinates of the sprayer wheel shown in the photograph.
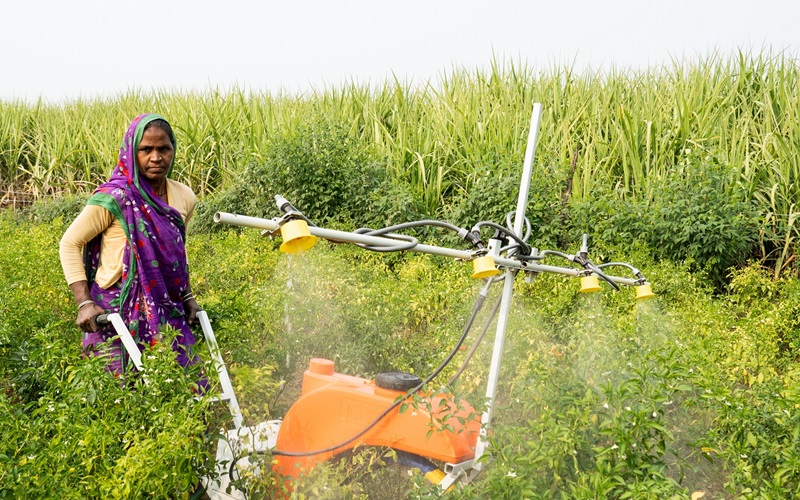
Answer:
[333,447,440,499]
[375,371,422,391]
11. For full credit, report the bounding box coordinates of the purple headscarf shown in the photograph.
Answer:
[83,113,199,374]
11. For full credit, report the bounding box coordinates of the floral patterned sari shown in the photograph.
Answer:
[82,113,201,379]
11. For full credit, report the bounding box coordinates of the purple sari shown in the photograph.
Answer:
[82,114,201,379]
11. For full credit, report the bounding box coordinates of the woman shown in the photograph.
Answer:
[60,113,203,376]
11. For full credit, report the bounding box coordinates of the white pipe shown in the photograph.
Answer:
[474,102,543,464]
[214,212,280,231]
[107,313,143,371]
[198,311,244,430]
[315,227,473,260]
[514,103,543,238]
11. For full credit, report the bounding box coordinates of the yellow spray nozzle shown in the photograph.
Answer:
[471,255,500,279]
[279,219,318,254]
[579,275,602,293]
[635,283,655,300]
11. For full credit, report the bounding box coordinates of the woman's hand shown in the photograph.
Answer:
[77,302,106,332]
[70,281,106,332]
[184,298,202,326]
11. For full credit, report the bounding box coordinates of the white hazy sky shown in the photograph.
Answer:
[2,0,798,103]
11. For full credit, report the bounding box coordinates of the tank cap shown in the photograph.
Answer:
[375,371,422,391]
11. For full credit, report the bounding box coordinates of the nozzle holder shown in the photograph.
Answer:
[579,275,602,293]
[472,255,500,279]
[635,283,655,300]
[279,219,318,254]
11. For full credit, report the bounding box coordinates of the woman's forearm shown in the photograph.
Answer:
[69,280,93,304]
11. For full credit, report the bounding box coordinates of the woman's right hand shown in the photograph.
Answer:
[77,302,107,332]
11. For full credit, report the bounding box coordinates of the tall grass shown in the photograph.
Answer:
[2,51,800,270]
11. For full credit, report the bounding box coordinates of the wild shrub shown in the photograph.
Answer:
[18,194,88,225]
[570,163,759,287]
[445,160,564,249]
[192,116,407,232]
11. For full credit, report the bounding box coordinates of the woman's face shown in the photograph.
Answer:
[136,126,174,185]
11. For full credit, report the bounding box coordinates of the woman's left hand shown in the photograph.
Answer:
[184,298,202,326]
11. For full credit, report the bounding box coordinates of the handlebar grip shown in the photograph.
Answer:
[96,314,109,326]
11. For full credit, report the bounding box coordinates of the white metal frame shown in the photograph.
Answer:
[472,103,542,470]
[106,313,143,371]
[197,311,244,429]
[212,213,639,287]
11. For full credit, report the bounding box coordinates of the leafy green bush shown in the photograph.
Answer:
[19,194,88,225]
[262,243,476,379]
[455,282,693,499]
[0,215,229,498]
[192,117,409,232]
[236,446,415,500]
[0,215,75,400]
[570,163,759,286]
[445,161,565,249]
[648,165,759,285]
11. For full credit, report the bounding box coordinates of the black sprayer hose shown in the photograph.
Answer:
[448,290,505,386]
[359,220,467,236]
[228,278,495,479]
[585,261,621,291]
[351,232,419,252]
[596,262,644,281]
[473,222,532,255]
[596,262,637,271]
[351,220,471,252]
[504,212,532,243]
[324,232,418,252]
[539,249,574,261]
[511,249,545,261]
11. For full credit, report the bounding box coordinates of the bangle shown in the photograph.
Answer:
[78,299,95,310]
[182,293,194,302]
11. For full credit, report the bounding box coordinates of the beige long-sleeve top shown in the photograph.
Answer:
[60,179,196,289]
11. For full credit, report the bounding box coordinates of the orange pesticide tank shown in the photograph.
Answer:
[273,358,480,479]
